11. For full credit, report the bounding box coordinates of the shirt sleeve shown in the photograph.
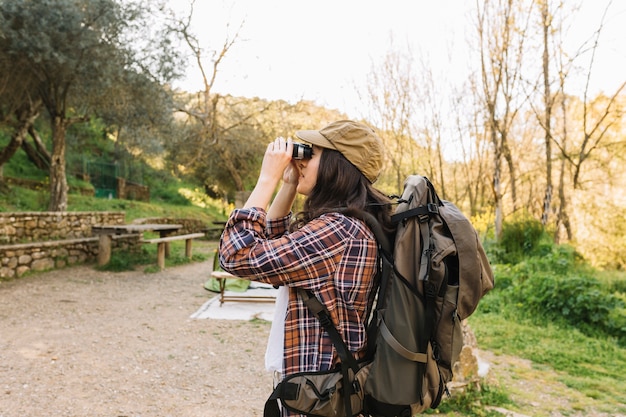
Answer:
[266,213,291,238]
[218,207,348,289]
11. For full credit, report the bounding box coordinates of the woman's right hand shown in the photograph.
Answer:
[258,136,294,184]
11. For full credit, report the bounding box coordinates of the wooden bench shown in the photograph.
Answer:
[141,232,205,270]
[210,270,277,306]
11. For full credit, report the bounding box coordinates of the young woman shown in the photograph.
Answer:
[218,120,393,416]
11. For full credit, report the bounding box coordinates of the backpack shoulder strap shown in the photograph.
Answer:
[298,289,359,372]
[297,288,358,417]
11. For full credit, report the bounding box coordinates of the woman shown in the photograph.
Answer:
[218,120,394,416]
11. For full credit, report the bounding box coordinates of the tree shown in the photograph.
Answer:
[361,48,424,193]
[474,0,531,240]
[531,0,624,241]
[0,42,43,177]
[0,0,179,211]
[167,1,289,199]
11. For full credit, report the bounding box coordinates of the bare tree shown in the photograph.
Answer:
[170,1,275,194]
[475,0,531,239]
[546,1,625,242]
[361,47,423,193]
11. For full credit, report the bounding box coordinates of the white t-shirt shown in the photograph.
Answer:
[265,285,289,372]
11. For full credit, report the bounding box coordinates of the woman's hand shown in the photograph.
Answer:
[243,136,298,210]
[258,137,295,184]
[282,159,300,186]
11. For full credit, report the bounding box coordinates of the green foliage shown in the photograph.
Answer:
[494,216,552,264]
[425,383,511,416]
[483,242,626,345]
[517,273,625,343]
[471,311,626,412]
[470,235,626,413]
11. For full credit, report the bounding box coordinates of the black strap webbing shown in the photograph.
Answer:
[299,289,358,416]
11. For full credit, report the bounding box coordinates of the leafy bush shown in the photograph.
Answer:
[481,239,626,347]
[495,217,552,264]
[517,273,625,341]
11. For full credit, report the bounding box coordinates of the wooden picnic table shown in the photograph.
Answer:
[91,223,182,266]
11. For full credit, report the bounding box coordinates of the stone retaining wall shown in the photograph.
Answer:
[0,234,139,279]
[0,211,129,279]
[0,212,210,279]
[0,211,126,244]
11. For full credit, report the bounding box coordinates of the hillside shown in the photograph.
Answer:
[0,181,227,225]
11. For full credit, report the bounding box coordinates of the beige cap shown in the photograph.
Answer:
[295,120,384,183]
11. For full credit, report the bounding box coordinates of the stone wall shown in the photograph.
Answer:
[0,212,210,279]
[0,234,139,279]
[117,178,150,202]
[0,211,130,279]
[0,211,126,244]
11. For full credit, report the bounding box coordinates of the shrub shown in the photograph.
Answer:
[496,217,552,264]
[514,271,625,345]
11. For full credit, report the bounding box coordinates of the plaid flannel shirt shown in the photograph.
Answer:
[219,207,378,377]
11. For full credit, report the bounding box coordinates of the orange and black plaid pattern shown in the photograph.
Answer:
[219,208,378,377]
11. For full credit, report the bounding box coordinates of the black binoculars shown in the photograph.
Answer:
[292,143,312,160]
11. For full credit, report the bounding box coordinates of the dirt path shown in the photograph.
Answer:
[0,253,271,417]
[1,245,623,417]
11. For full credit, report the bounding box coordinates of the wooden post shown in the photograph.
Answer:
[97,234,112,266]
[157,242,166,270]
[185,239,193,259]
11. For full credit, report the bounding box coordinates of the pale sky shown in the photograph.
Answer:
[172,0,626,118]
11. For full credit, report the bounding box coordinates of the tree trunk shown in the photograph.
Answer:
[48,116,69,211]
[556,94,572,242]
[215,145,244,192]
[555,155,572,242]
[22,127,51,170]
[29,126,52,162]
[0,101,42,175]
[492,127,503,241]
[541,1,553,225]
[501,136,517,212]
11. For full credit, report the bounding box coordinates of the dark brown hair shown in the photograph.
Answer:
[292,149,394,237]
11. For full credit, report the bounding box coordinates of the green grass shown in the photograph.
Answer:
[470,303,626,414]
[0,181,229,224]
[423,383,512,416]
[96,239,217,273]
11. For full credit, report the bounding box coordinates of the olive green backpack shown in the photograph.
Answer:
[264,175,494,417]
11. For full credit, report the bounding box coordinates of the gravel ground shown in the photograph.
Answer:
[0,253,271,417]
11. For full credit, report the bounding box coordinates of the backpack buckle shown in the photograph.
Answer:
[427,203,439,215]
[425,282,437,298]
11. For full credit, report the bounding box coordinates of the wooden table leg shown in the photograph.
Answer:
[219,278,226,306]
[97,234,112,266]
[157,242,166,271]
[160,231,172,258]
[185,239,193,259]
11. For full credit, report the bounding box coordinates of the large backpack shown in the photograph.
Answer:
[363,175,494,416]
[264,175,494,417]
